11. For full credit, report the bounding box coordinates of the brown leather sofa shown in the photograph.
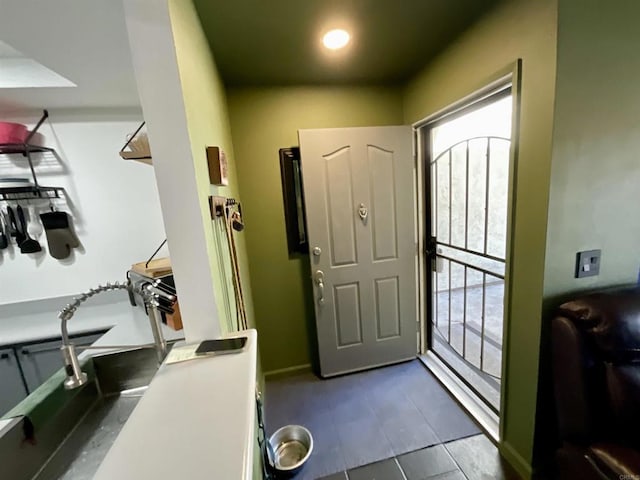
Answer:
[552,287,640,479]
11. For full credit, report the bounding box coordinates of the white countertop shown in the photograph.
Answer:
[1,294,258,479]
[95,329,258,480]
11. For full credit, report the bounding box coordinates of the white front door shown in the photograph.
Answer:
[299,126,417,377]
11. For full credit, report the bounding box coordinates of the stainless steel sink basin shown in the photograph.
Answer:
[0,346,169,480]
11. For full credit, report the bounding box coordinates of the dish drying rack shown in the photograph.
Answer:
[0,110,67,202]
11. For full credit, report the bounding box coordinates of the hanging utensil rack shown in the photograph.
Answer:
[0,110,67,201]
[209,196,242,218]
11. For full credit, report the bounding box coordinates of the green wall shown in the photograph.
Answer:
[227,86,404,372]
[403,0,558,476]
[544,0,640,299]
[169,0,256,335]
[533,1,640,468]
[168,1,640,477]
[168,4,264,477]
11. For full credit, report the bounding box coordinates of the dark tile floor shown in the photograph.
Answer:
[317,434,520,480]
[265,360,483,479]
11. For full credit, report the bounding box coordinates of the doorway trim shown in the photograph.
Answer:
[412,60,523,443]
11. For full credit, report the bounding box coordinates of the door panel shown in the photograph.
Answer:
[325,146,357,266]
[334,283,363,347]
[368,145,398,261]
[374,276,400,339]
[299,126,416,376]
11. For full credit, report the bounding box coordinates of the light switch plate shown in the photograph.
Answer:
[576,249,601,278]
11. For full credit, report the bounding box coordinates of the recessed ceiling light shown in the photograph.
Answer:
[322,29,350,50]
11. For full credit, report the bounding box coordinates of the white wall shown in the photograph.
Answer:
[0,108,168,304]
[123,0,224,340]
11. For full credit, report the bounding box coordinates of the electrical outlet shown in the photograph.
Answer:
[575,250,601,278]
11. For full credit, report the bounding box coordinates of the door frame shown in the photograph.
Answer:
[412,60,522,441]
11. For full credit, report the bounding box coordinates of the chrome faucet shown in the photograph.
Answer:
[59,272,177,390]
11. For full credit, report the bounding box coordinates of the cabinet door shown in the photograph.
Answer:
[0,348,28,417]
[21,331,105,393]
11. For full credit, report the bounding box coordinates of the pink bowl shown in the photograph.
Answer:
[0,122,28,144]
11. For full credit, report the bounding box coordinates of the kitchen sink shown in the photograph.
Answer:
[0,345,171,480]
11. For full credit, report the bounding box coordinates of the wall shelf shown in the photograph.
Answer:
[119,121,152,165]
[0,144,56,156]
[0,110,68,202]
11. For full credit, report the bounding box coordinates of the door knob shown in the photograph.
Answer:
[312,246,322,256]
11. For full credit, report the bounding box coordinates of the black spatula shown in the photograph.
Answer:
[7,206,24,245]
[0,212,7,249]
[17,205,42,253]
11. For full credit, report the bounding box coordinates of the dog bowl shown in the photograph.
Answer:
[268,425,313,476]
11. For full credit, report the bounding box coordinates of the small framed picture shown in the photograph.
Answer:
[206,146,228,186]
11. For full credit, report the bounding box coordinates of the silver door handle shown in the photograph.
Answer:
[317,280,325,306]
[314,270,325,306]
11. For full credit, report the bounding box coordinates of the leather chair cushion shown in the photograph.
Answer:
[605,363,640,441]
[559,287,640,363]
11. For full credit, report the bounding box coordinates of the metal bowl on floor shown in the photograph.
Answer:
[268,425,313,476]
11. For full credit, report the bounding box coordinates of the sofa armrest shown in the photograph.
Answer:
[553,316,593,442]
[588,443,640,479]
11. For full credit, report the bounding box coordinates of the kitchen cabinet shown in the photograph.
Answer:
[20,332,104,393]
[0,348,28,417]
[1,330,106,417]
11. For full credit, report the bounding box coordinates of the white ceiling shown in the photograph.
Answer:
[0,0,140,113]
[0,40,76,89]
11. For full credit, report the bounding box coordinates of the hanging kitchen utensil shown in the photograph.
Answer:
[17,205,42,253]
[40,210,80,259]
[0,212,8,249]
[7,206,25,245]
[231,210,244,232]
[222,204,248,331]
[27,205,43,238]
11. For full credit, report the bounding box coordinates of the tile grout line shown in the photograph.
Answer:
[353,377,402,464]
[270,363,477,479]
[398,443,467,480]
[394,456,409,480]
[403,374,448,443]
[441,439,471,480]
